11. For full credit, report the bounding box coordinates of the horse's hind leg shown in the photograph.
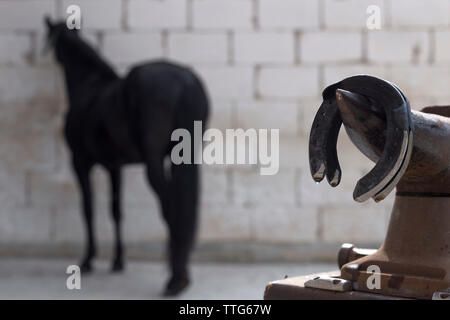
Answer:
[72,157,96,273]
[165,162,199,296]
[108,167,124,272]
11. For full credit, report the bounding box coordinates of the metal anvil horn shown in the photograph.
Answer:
[309,75,450,299]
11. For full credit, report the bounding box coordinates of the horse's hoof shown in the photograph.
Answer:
[111,259,125,273]
[163,276,190,297]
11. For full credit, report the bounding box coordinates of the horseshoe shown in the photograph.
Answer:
[309,75,414,202]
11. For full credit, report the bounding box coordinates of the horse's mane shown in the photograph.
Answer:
[63,31,119,81]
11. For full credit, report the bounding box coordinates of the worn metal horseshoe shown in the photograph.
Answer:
[309,75,414,202]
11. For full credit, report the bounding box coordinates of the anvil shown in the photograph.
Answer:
[265,75,450,300]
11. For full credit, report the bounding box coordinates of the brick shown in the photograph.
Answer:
[298,97,322,136]
[206,99,233,131]
[0,96,61,133]
[423,95,449,108]
[250,204,317,242]
[391,0,449,27]
[0,203,16,243]
[122,166,161,208]
[236,101,298,136]
[0,66,56,103]
[259,0,319,29]
[324,0,385,28]
[390,65,450,98]
[297,167,359,207]
[201,167,228,204]
[235,33,294,64]
[0,0,56,31]
[278,136,310,168]
[128,0,187,30]
[300,32,361,63]
[435,30,450,63]
[321,205,390,243]
[258,66,319,99]
[61,0,122,30]
[27,169,78,209]
[0,165,27,211]
[368,31,428,64]
[193,0,253,29]
[232,168,297,206]
[198,204,251,241]
[0,204,53,243]
[123,206,167,243]
[102,33,163,65]
[195,66,253,100]
[168,33,228,64]
[0,122,57,171]
[53,207,84,244]
[0,34,31,65]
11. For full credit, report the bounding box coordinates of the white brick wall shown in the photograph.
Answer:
[300,32,362,63]
[0,0,56,31]
[4,0,450,260]
[0,66,56,103]
[258,66,319,99]
[168,33,228,64]
[0,35,31,65]
[196,66,253,99]
[102,33,163,65]
[324,0,385,29]
[368,31,429,64]
[259,0,319,29]
[391,0,450,27]
[435,30,450,63]
[235,33,294,64]
[128,0,187,30]
[236,101,299,135]
[192,0,253,30]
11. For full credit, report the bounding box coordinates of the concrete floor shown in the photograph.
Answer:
[0,258,335,299]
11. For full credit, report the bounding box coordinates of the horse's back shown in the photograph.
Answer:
[124,60,209,125]
[125,60,198,92]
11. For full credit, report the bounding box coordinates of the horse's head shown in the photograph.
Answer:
[43,16,79,63]
[43,16,118,81]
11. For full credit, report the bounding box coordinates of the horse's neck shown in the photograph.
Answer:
[59,39,119,109]
[63,64,101,108]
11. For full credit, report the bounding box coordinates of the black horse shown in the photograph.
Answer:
[44,18,209,296]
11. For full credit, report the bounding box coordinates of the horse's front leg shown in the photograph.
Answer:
[73,157,96,273]
[108,167,124,272]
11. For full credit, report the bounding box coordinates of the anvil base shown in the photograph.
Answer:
[264,271,409,300]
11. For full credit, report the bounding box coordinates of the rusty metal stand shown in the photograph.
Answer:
[264,271,409,300]
[265,75,450,300]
